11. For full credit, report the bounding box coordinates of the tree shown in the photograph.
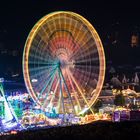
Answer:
[114,93,125,106]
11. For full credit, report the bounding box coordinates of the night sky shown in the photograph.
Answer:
[0,0,140,78]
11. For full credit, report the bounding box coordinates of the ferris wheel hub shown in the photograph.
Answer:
[59,59,67,68]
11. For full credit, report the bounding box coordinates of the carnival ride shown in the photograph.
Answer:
[0,11,105,133]
[23,11,105,116]
[0,81,22,132]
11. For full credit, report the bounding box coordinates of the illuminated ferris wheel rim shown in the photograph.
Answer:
[23,11,106,114]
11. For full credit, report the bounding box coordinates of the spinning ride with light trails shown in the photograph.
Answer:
[23,11,105,115]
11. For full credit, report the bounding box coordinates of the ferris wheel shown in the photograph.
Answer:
[23,11,105,115]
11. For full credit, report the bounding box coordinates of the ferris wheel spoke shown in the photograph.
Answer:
[42,68,58,108]
[29,65,56,73]
[70,69,90,89]
[74,59,99,66]
[70,39,96,60]
[32,64,57,76]
[56,88,61,113]
[74,24,83,42]
[30,68,52,81]
[73,66,99,78]
[73,48,98,61]
[29,44,58,62]
[68,69,94,114]
[29,52,55,64]
[72,68,91,78]
[63,14,67,30]
[59,67,76,114]
[30,66,58,86]
[48,41,57,53]
[32,66,58,93]
[52,18,57,31]
[69,33,89,59]
[39,67,58,96]
[69,44,80,60]
[43,22,55,36]
[35,41,47,64]
[71,17,78,38]
[66,69,82,111]
[72,68,99,82]
[47,80,59,108]
[76,29,89,45]
[42,45,56,58]
[34,43,56,63]
[70,45,97,62]
[74,57,99,64]
[29,60,58,66]
[38,27,48,38]
[39,47,55,63]
[67,17,77,51]
[74,57,93,85]
[29,42,49,61]
[37,51,55,64]
[67,34,75,52]
[81,37,95,48]
[74,64,99,69]
[57,14,61,30]
[74,61,90,67]
[58,68,66,114]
